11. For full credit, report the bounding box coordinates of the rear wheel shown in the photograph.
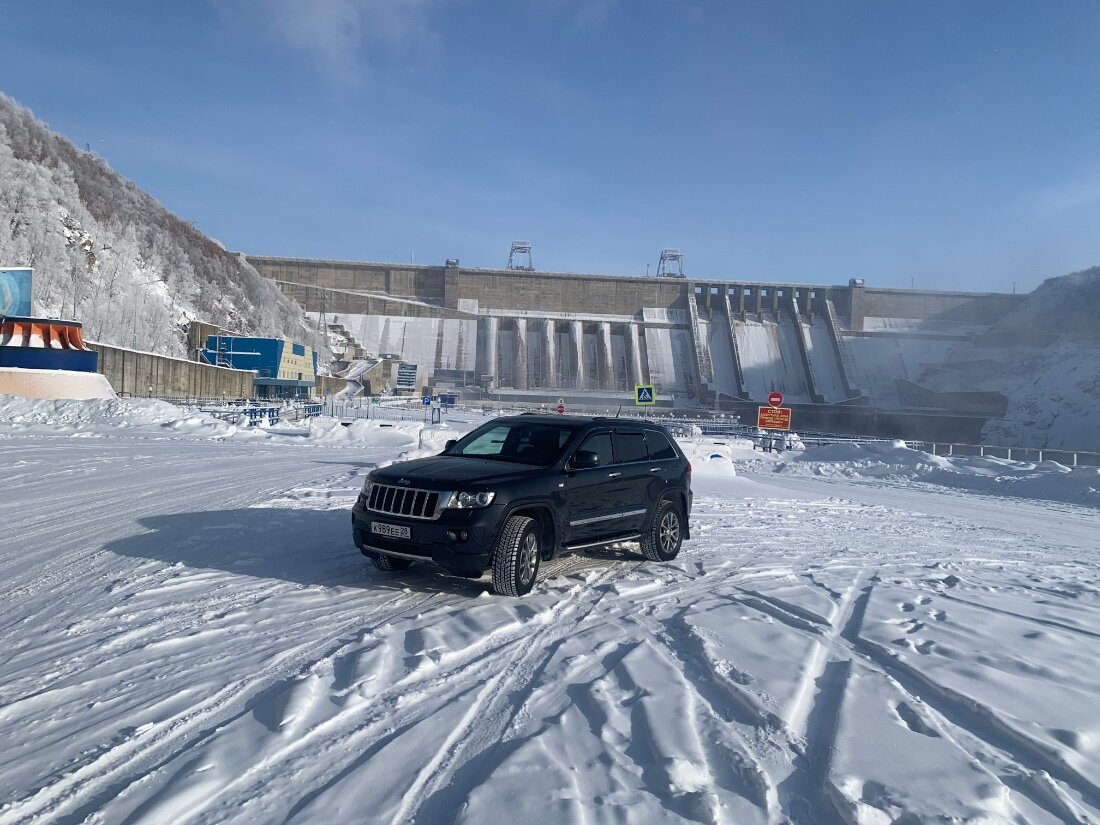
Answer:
[491,515,540,597]
[369,553,413,572]
[640,499,683,562]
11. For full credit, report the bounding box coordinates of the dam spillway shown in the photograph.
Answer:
[247,255,1022,436]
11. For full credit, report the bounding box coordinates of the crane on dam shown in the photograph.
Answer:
[508,241,535,271]
[656,248,686,278]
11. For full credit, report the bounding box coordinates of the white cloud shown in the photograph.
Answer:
[235,0,442,86]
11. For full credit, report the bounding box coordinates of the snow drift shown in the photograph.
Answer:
[766,441,1100,508]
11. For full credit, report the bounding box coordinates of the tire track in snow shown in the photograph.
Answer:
[813,580,1100,822]
[840,625,1100,816]
[774,568,869,825]
[386,565,634,825]
[645,609,783,822]
[174,568,625,823]
[0,588,449,825]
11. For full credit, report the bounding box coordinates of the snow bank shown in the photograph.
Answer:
[767,441,1100,508]
[0,367,116,401]
[0,394,192,428]
[0,398,452,454]
[382,423,473,466]
[673,437,757,494]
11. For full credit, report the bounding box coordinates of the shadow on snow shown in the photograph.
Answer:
[103,506,644,597]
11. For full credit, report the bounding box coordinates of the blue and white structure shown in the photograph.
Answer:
[200,335,318,399]
[0,267,114,399]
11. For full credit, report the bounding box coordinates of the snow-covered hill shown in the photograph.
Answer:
[921,266,1100,451]
[0,93,316,358]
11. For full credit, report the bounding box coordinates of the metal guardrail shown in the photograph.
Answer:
[910,442,1100,468]
[200,405,281,426]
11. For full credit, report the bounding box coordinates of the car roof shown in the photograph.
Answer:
[494,414,669,431]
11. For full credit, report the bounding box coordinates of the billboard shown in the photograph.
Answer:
[0,268,33,317]
[757,406,792,430]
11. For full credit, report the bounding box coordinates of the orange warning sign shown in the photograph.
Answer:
[757,406,792,430]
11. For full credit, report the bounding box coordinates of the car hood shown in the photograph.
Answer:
[370,455,547,489]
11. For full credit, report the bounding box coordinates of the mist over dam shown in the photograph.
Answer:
[248,255,1023,440]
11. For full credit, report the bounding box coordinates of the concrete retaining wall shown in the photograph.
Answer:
[249,256,691,317]
[850,287,1023,329]
[90,342,255,399]
[316,374,348,397]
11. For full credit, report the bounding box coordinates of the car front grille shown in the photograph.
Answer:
[367,483,442,520]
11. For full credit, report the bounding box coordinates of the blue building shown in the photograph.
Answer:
[200,335,317,399]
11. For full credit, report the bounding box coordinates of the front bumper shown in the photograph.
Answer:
[351,498,498,573]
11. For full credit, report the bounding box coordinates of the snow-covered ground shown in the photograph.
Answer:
[2,399,1098,824]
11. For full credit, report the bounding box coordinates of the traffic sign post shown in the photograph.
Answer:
[421,396,432,406]
[635,385,655,406]
[768,391,784,408]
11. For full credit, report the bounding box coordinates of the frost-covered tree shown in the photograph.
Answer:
[0,93,326,361]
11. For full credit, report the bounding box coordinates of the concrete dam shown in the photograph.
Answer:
[247,256,1024,439]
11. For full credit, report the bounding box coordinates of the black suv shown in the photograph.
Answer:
[351,415,692,596]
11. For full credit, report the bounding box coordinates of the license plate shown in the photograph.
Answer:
[371,521,411,540]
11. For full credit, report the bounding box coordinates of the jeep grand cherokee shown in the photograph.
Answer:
[351,415,692,596]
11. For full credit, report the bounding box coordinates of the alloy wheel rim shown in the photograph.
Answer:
[659,511,680,554]
[520,532,539,585]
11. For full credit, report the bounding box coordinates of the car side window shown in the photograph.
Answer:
[612,432,648,464]
[646,431,677,460]
[460,425,509,455]
[578,432,614,467]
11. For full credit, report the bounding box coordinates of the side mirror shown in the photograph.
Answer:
[444,439,457,451]
[570,450,600,470]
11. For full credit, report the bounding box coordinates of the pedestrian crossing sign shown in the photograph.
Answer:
[635,385,655,406]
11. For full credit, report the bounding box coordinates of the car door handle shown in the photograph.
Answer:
[607,472,622,478]
[649,467,660,472]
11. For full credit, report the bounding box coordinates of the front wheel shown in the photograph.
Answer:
[369,552,413,572]
[491,515,540,597]
[640,499,683,562]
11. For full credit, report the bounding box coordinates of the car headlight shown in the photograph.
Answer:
[447,491,496,509]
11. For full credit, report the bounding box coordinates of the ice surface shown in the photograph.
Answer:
[803,319,847,402]
[644,327,695,394]
[734,318,811,402]
[838,335,957,407]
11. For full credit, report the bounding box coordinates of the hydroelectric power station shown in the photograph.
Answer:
[247,254,1024,440]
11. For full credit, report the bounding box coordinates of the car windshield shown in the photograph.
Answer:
[446,421,576,465]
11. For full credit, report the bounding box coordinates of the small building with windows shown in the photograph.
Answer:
[200,335,317,399]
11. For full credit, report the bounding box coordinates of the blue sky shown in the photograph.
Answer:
[3,0,1100,292]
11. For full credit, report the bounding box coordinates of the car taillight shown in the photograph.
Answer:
[687,462,692,476]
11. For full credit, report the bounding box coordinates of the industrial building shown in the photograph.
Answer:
[199,335,318,399]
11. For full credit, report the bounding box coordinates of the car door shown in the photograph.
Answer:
[562,431,619,543]
[611,430,655,534]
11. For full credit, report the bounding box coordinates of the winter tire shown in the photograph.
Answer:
[370,553,413,572]
[640,499,683,562]
[491,515,540,597]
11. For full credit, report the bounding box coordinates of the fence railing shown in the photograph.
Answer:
[910,442,1100,468]
[140,393,1100,461]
